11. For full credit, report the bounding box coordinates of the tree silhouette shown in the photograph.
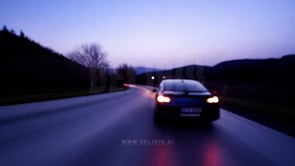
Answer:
[2,25,8,32]
[0,28,90,99]
[117,63,135,87]
[20,30,25,38]
[10,29,15,35]
[68,43,109,90]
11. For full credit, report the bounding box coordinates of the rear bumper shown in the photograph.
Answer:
[155,105,220,121]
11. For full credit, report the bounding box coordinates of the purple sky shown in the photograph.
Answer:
[1,0,295,68]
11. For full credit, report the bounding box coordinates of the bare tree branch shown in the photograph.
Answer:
[68,44,108,70]
[67,43,109,90]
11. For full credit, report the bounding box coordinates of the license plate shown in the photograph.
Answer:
[180,113,201,117]
[181,108,202,113]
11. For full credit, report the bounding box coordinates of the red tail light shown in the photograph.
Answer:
[157,95,171,103]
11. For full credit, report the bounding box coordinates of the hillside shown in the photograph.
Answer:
[135,64,210,85]
[136,55,295,84]
[0,28,89,95]
[134,66,163,74]
[206,55,295,83]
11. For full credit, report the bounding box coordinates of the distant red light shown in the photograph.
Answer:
[211,90,219,95]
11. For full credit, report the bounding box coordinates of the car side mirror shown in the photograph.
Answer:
[152,88,158,92]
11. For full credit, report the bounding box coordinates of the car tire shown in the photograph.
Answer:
[153,113,162,124]
[209,113,220,121]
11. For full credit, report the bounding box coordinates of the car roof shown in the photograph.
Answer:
[162,79,199,83]
[161,79,200,84]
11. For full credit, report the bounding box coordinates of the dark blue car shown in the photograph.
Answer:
[153,79,220,123]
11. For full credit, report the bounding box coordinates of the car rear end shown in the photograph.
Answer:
[154,79,220,122]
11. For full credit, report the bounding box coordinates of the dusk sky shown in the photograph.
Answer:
[1,0,295,68]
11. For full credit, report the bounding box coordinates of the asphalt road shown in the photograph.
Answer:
[0,87,295,166]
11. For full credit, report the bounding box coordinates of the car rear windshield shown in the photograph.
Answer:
[163,80,208,92]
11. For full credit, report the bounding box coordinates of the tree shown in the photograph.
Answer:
[20,30,25,38]
[2,25,8,32]
[10,29,15,35]
[117,64,135,87]
[68,43,109,90]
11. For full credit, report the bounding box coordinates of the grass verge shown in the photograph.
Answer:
[0,87,126,106]
[221,96,295,137]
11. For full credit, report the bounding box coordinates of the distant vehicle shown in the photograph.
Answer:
[153,79,220,123]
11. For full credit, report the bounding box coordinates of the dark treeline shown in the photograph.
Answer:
[1,25,294,108]
[135,55,295,108]
[205,56,295,108]
[0,27,90,95]
[206,56,295,83]
[0,26,136,98]
[136,55,295,85]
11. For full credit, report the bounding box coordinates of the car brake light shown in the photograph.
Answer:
[157,95,171,103]
[206,96,219,103]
